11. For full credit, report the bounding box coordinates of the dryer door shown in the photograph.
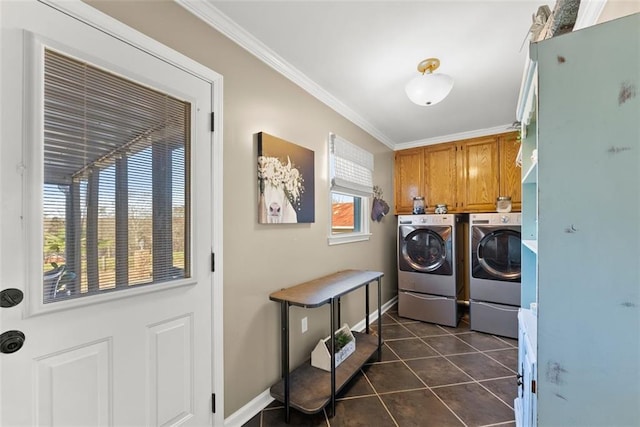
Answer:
[473,228,521,281]
[400,226,452,274]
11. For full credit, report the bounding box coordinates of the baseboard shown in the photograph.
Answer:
[224,388,274,427]
[351,295,398,332]
[223,295,398,426]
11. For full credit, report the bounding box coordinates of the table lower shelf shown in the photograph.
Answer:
[270,332,380,414]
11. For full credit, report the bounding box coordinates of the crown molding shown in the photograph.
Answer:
[394,124,515,151]
[41,0,222,82]
[175,0,396,149]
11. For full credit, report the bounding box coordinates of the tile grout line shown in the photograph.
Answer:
[475,379,517,411]
[373,394,401,427]
[322,408,330,427]
[398,321,470,427]
[335,393,377,401]
[494,334,518,348]
[443,334,518,379]
[429,379,484,390]
[440,340,517,420]
[479,421,518,427]
[399,312,515,426]
[375,316,469,426]
[398,361,470,427]
[482,348,518,375]
[446,333,519,411]
[441,351,516,416]
[381,308,516,425]
[359,366,401,427]
[450,332,518,377]
[387,308,517,412]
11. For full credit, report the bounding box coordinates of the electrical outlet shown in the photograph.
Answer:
[301,317,308,333]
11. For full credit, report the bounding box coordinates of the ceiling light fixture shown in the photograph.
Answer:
[405,58,454,106]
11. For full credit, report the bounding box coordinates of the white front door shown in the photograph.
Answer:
[1,1,217,425]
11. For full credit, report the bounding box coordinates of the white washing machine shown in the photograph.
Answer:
[469,213,522,338]
[398,214,465,327]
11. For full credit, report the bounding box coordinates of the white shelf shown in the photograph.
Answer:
[523,239,538,253]
[522,161,537,184]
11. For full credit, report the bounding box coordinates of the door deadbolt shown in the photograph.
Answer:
[0,330,25,354]
[0,288,24,308]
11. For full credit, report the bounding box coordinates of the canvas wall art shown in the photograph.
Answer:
[257,132,315,224]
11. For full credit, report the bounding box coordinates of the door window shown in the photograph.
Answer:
[42,48,191,303]
[403,229,446,272]
[477,230,521,280]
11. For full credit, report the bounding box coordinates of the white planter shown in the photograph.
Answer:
[311,323,356,372]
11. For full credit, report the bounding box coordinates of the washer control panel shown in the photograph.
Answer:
[398,214,456,226]
[470,213,521,225]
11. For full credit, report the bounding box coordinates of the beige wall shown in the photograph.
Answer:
[87,0,397,417]
[598,0,640,23]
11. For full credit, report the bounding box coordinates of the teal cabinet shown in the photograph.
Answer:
[517,13,640,426]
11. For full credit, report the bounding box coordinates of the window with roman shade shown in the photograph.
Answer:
[329,133,374,197]
[328,133,373,244]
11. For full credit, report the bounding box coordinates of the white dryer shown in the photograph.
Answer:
[398,214,465,327]
[469,213,522,338]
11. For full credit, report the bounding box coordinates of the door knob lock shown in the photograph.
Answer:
[0,330,25,354]
[0,288,24,308]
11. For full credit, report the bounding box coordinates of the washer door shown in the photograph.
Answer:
[400,226,452,274]
[474,229,521,281]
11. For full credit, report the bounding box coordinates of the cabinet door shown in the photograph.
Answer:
[459,136,499,212]
[523,349,537,427]
[394,148,424,214]
[499,132,522,211]
[424,142,458,212]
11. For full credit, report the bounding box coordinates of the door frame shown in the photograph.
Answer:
[38,1,225,424]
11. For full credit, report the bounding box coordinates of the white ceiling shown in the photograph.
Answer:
[180,1,555,149]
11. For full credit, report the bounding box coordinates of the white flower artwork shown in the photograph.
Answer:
[257,133,315,224]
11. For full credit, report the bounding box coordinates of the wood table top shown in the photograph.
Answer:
[269,270,384,308]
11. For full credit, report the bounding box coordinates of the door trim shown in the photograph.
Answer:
[38,1,225,424]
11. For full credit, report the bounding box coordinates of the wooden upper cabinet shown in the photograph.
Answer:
[498,132,522,211]
[394,132,522,214]
[424,142,457,212]
[394,148,424,214]
[459,136,499,212]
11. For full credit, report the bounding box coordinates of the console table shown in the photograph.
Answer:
[269,269,384,422]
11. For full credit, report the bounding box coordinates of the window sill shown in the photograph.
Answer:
[328,233,372,246]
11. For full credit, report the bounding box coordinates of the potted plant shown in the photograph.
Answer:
[311,324,356,372]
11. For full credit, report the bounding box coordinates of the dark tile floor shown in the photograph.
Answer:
[244,305,518,427]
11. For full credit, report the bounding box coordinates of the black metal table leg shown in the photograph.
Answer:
[365,284,370,334]
[330,297,336,417]
[377,277,382,360]
[281,301,290,423]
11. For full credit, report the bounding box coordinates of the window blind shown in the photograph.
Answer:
[329,133,374,197]
[42,48,190,302]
